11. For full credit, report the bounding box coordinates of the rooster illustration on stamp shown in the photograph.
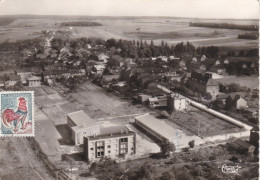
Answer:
[0,91,34,136]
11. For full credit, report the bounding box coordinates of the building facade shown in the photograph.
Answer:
[26,76,42,87]
[168,94,188,111]
[83,125,136,161]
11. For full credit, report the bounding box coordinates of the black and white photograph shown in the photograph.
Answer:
[0,0,259,179]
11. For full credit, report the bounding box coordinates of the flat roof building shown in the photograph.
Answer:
[135,113,180,144]
[83,125,136,161]
[67,110,100,145]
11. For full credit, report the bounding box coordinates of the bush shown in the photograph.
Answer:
[188,140,195,148]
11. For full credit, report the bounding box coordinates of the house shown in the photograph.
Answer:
[98,53,109,63]
[101,74,120,88]
[125,58,137,68]
[114,81,127,92]
[215,60,221,65]
[148,95,168,108]
[205,72,223,79]
[187,72,219,98]
[86,44,92,49]
[92,65,106,75]
[168,94,188,111]
[228,139,255,155]
[201,55,206,61]
[5,75,21,87]
[169,55,180,61]
[83,125,136,161]
[26,76,41,87]
[224,59,229,64]
[67,110,101,145]
[210,65,227,75]
[235,96,247,109]
[137,94,152,104]
[179,60,187,70]
[192,57,197,62]
[163,69,179,80]
[157,56,168,62]
[15,70,33,84]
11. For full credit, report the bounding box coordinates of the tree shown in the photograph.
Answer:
[161,139,176,157]
[225,95,235,111]
[89,157,123,179]
[136,165,152,180]
[160,171,174,180]
[188,140,195,148]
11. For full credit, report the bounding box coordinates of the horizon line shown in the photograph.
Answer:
[0,14,258,21]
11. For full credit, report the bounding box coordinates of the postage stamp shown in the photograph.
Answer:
[0,91,34,137]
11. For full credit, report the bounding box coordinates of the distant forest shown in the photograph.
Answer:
[190,22,258,31]
[238,32,259,40]
[0,18,15,26]
[60,21,102,27]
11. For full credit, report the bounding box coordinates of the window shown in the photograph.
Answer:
[119,138,128,155]
[90,147,94,150]
[108,150,111,154]
[114,139,117,143]
[120,138,128,143]
[107,145,111,148]
[96,141,105,158]
[108,140,111,143]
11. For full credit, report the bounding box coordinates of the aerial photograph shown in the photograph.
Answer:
[0,0,259,179]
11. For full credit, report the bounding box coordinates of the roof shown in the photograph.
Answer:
[135,113,179,140]
[102,75,120,82]
[206,79,219,86]
[88,125,134,140]
[9,75,20,81]
[67,110,98,128]
[216,93,229,99]
[233,139,252,149]
[26,76,41,81]
[100,125,130,135]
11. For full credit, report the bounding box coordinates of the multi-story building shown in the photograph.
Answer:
[83,125,136,161]
[67,110,100,145]
[168,94,188,111]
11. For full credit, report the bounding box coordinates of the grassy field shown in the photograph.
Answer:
[0,16,258,48]
[169,106,242,138]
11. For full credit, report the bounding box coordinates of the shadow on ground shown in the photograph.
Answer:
[55,124,74,145]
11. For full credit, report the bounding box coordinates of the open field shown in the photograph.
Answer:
[170,106,242,138]
[0,16,258,48]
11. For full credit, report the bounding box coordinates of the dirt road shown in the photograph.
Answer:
[0,138,54,180]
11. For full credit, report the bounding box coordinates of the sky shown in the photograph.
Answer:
[0,0,259,19]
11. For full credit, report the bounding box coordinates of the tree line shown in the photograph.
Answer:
[190,22,258,31]
[238,32,259,40]
[105,38,220,59]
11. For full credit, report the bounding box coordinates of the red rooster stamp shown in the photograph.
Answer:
[1,91,34,136]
